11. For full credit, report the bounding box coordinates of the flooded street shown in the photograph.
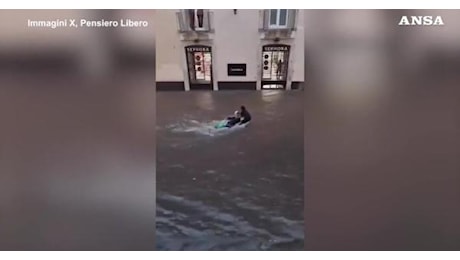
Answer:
[156,90,304,250]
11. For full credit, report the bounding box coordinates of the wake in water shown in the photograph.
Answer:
[167,119,245,137]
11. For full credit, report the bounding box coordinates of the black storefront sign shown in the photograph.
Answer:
[186,46,211,53]
[263,45,290,52]
[227,64,246,76]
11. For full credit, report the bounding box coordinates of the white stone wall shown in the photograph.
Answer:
[155,9,305,87]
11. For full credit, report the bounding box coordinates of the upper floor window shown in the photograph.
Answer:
[177,9,212,33]
[269,9,288,28]
[187,9,205,31]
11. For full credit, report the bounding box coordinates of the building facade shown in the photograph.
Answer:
[156,9,304,91]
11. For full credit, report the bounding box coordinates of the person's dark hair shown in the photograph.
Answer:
[241,106,246,111]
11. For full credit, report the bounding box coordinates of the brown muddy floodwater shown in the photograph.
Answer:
[156,90,304,250]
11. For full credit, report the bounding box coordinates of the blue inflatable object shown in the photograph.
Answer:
[214,120,229,129]
[214,119,251,130]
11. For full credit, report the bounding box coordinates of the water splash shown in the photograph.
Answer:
[167,119,247,137]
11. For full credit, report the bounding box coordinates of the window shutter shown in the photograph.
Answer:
[288,9,296,29]
[263,10,270,30]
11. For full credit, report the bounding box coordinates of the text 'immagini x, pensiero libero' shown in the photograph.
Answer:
[27,19,149,29]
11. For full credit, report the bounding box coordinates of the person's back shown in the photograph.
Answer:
[239,106,251,124]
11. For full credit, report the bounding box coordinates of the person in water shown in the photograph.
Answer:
[225,111,241,128]
[239,106,251,124]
